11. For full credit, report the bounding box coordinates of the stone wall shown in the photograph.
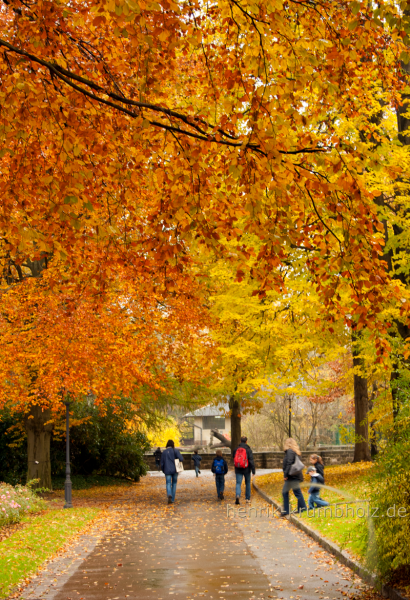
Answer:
[144,446,354,471]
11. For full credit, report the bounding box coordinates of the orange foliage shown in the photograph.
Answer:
[0,0,407,338]
[0,266,212,414]
[307,357,352,405]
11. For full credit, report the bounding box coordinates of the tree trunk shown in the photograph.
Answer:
[390,50,410,420]
[288,394,292,437]
[352,343,371,462]
[390,322,410,421]
[229,396,241,455]
[369,381,379,458]
[24,405,53,488]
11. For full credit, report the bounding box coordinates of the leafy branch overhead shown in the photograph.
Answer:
[0,0,407,328]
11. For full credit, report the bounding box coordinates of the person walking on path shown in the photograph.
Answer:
[160,440,184,504]
[192,449,202,477]
[154,447,162,471]
[211,449,228,500]
[233,436,255,505]
[307,465,329,509]
[282,437,307,516]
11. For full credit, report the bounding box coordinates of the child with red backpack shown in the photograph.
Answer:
[211,449,229,500]
[233,436,255,505]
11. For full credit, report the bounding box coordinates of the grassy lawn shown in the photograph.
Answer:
[0,507,100,598]
[255,462,373,560]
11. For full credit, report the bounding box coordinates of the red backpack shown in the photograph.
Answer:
[234,447,248,469]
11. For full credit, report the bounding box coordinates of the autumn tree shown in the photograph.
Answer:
[203,239,352,449]
[0,262,212,486]
[343,35,410,442]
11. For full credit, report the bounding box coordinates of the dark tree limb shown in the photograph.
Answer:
[0,38,328,157]
[210,429,232,449]
[229,396,241,455]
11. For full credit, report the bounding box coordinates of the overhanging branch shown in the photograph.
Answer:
[0,38,328,157]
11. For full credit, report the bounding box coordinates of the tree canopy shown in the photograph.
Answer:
[3,0,410,492]
[1,0,407,328]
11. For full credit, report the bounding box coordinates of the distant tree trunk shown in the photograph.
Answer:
[369,382,379,458]
[372,194,410,424]
[352,335,371,462]
[390,52,410,421]
[288,394,292,437]
[390,322,410,421]
[229,396,241,455]
[24,405,53,488]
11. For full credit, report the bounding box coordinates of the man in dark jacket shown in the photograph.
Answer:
[233,436,255,505]
[154,447,162,471]
[160,440,184,504]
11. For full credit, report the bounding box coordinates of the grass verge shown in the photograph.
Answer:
[0,507,100,598]
[255,462,373,560]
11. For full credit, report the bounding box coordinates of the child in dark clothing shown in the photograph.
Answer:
[211,449,228,500]
[307,465,329,509]
[309,453,325,480]
[192,449,202,477]
[153,447,162,471]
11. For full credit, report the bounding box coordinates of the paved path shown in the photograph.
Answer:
[17,471,373,600]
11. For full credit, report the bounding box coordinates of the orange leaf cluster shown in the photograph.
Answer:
[0,266,212,413]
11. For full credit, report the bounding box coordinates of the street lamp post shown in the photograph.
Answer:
[64,400,73,509]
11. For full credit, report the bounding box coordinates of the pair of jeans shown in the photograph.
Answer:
[308,493,329,509]
[195,466,200,477]
[155,460,161,471]
[165,473,178,502]
[236,472,251,500]
[215,474,225,496]
[282,480,307,514]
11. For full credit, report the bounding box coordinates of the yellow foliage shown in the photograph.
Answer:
[204,237,352,404]
[145,418,181,448]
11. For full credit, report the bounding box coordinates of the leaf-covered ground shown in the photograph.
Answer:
[255,463,373,560]
[7,470,385,600]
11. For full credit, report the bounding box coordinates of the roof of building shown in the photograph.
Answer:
[184,402,230,417]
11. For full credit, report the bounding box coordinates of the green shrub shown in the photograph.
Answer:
[51,398,150,482]
[363,406,410,581]
[0,398,150,486]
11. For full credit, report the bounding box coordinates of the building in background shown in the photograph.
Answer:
[182,403,231,446]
